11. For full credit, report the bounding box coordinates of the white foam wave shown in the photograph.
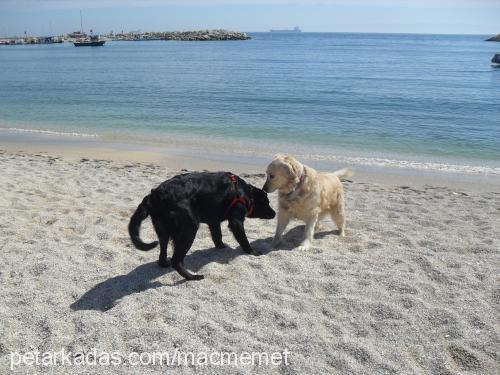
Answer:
[306,154,500,176]
[0,127,99,138]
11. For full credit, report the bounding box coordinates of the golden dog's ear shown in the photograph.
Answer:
[282,155,304,183]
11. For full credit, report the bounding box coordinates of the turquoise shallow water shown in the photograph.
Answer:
[0,33,499,170]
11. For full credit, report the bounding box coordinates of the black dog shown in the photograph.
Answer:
[128,172,276,280]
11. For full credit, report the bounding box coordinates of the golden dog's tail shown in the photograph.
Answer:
[332,168,354,179]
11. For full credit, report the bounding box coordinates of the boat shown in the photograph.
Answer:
[74,35,105,47]
[270,26,301,33]
[38,36,63,44]
[492,53,500,66]
[73,12,105,47]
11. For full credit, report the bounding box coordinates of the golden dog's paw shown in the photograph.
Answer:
[296,243,311,251]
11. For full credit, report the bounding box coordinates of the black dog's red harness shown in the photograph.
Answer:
[226,174,254,217]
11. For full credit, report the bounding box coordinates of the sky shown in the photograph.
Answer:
[0,0,498,37]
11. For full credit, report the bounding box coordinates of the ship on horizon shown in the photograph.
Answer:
[270,26,301,33]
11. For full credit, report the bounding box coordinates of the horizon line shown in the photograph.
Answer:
[1,30,496,38]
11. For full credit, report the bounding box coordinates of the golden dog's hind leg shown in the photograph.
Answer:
[331,196,346,236]
[314,213,327,233]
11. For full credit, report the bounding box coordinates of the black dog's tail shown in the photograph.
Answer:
[128,195,159,251]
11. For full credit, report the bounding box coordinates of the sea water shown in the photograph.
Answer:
[0,33,499,173]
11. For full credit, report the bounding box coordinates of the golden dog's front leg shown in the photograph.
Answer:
[297,215,318,251]
[271,209,290,248]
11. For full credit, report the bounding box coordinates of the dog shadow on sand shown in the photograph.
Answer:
[70,225,338,312]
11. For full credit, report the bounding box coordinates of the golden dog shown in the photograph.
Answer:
[263,154,352,250]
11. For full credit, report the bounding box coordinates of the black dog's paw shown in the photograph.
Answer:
[158,258,171,268]
[244,248,262,256]
[191,274,204,281]
[216,242,230,249]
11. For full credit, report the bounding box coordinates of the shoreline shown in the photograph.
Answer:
[1,129,499,193]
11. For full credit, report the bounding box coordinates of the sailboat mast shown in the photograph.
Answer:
[80,10,83,34]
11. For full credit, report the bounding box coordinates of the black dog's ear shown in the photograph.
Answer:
[250,185,269,200]
[249,184,262,193]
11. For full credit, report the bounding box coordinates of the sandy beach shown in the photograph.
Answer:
[0,147,498,374]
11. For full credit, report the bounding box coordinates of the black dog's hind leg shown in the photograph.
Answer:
[158,237,170,268]
[152,216,170,268]
[172,229,202,280]
[208,222,228,249]
[228,215,261,256]
[171,208,203,281]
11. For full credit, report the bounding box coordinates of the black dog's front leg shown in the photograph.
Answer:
[208,222,228,249]
[228,217,261,256]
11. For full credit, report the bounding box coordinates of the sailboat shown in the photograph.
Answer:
[74,34,105,47]
[73,11,105,47]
